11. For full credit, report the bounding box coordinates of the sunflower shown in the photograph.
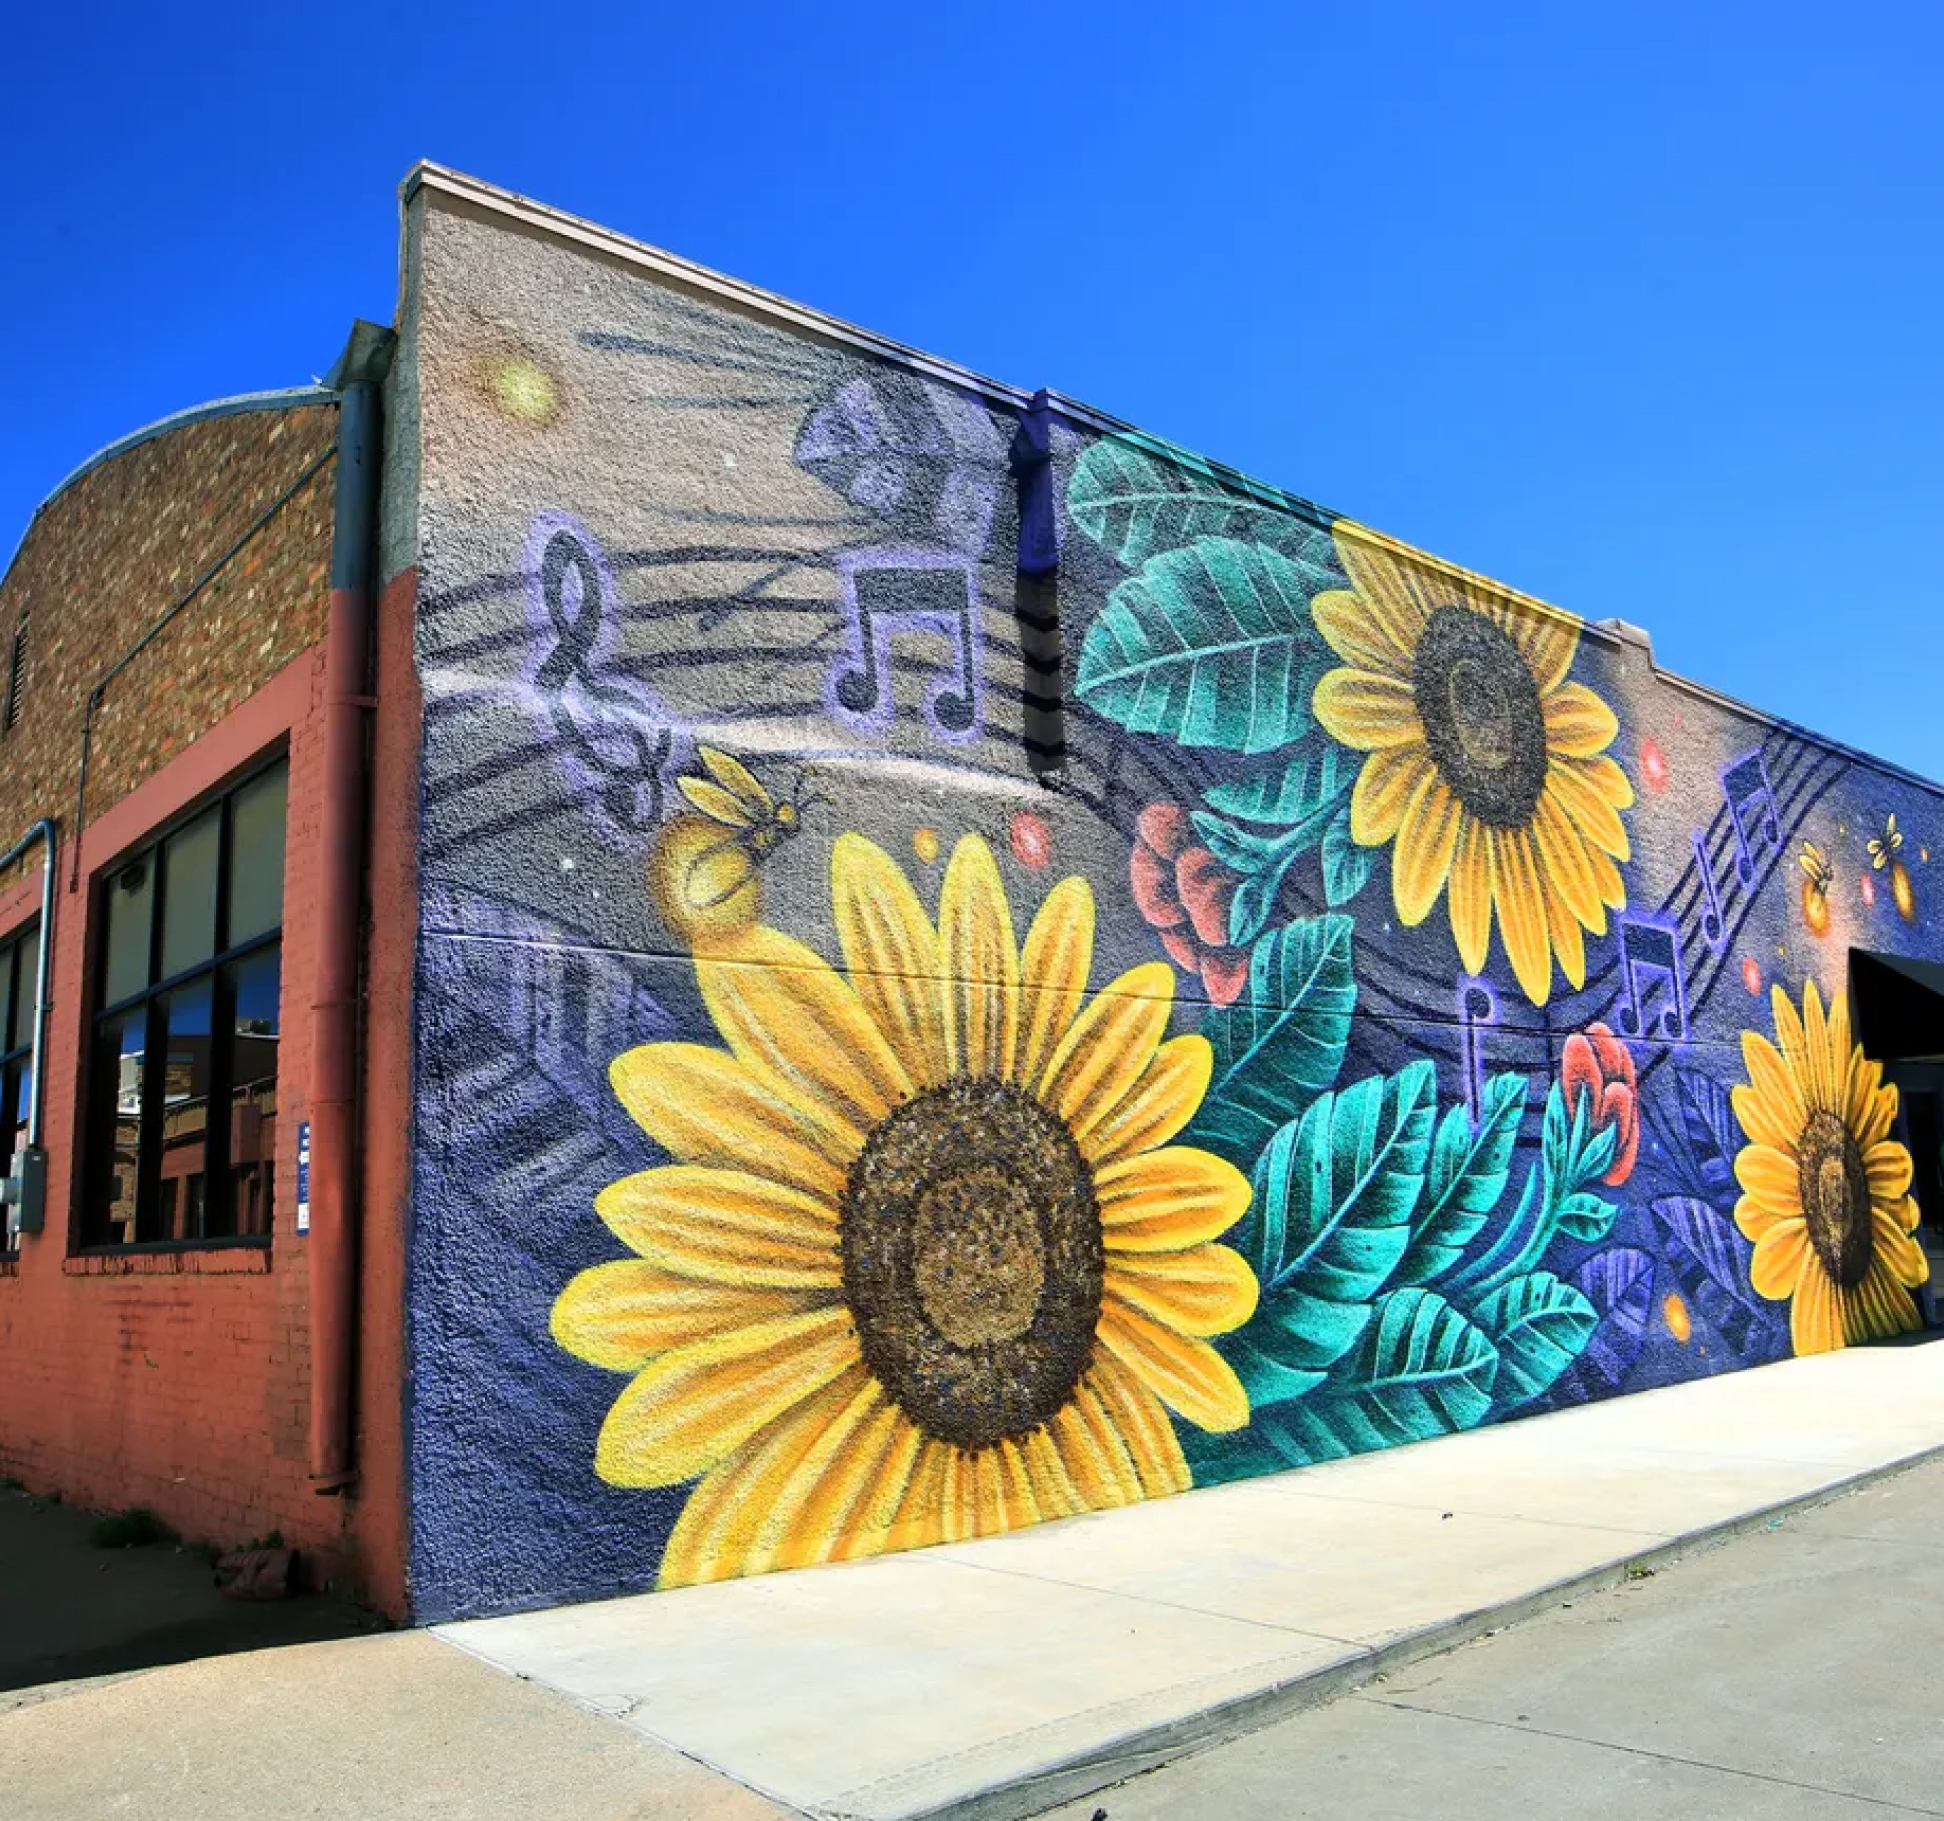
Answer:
[1731,981,1927,1355]
[1310,531,1633,1005]
[552,832,1258,1587]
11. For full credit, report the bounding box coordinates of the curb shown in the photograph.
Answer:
[890,1438,1944,1821]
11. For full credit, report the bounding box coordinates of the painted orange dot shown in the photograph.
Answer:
[1638,736,1669,793]
[1664,1293,1692,1344]
[912,828,940,864]
[1741,956,1762,995]
[1861,873,1877,909]
[1011,810,1052,870]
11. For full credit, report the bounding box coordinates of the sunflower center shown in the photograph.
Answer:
[1411,605,1549,828]
[1797,1108,1874,1289]
[839,1076,1102,1451]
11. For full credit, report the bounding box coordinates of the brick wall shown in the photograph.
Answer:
[0,399,408,1608]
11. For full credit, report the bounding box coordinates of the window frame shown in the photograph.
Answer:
[0,917,40,1257]
[78,752,288,1255]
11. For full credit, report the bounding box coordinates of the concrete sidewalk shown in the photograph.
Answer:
[437,1338,1944,1821]
[5,1340,1942,1820]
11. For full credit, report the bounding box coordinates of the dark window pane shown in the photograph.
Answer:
[227,764,287,946]
[223,948,280,1239]
[87,1011,147,1245]
[159,807,220,980]
[5,1059,30,1159]
[7,933,31,1054]
[103,860,154,1006]
[156,980,213,1241]
[0,939,15,1058]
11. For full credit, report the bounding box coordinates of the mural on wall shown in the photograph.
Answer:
[406,210,1935,1620]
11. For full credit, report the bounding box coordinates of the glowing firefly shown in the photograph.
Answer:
[1664,1293,1692,1344]
[1798,841,1833,937]
[648,746,824,940]
[1869,814,1916,921]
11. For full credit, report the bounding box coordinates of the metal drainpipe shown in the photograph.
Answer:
[308,380,379,1492]
[0,819,56,1245]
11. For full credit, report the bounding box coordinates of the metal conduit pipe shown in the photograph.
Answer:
[0,818,56,1243]
[307,376,380,1492]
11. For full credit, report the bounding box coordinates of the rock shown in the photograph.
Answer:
[214,1547,295,1601]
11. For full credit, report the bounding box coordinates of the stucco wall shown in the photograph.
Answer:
[402,186,1943,1622]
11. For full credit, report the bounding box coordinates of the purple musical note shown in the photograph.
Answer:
[1616,915,1688,1040]
[1457,977,1499,1122]
[1721,750,1780,887]
[827,549,982,743]
[1692,830,1726,951]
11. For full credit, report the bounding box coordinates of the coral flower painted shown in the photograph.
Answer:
[1560,1022,1640,1186]
[1310,530,1633,1005]
[1130,803,1252,1007]
[1730,982,1927,1355]
[553,834,1258,1586]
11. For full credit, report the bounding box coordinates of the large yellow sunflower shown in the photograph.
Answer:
[552,832,1258,1588]
[1731,981,1927,1355]
[1310,531,1633,1005]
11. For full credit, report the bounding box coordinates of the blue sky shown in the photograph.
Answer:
[7,3,1940,775]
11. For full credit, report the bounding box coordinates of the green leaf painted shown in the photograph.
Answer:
[1203,740,1353,826]
[1252,1288,1500,1464]
[1075,537,1338,754]
[1186,914,1356,1163]
[1065,439,1344,572]
[1189,804,1338,947]
[1394,1074,1529,1286]
[1473,1271,1598,1408]
[1322,804,1375,907]
[1552,1190,1619,1243]
[1223,1064,1439,1386]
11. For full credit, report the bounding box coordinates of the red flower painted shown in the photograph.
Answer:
[1560,1021,1640,1187]
[1130,803,1251,1007]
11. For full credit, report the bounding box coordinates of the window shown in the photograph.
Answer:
[0,921,38,1251]
[82,759,286,1249]
[3,614,25,731]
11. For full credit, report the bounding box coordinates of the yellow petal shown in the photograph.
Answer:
[827,1413,929,1563]
[1392,775,1463,927]
[1049,1389,1146,1510]
[610,1044,849,1198]
[551,1260,808,1370]
[1799,983,1834,1113]
[1309,584,1415,676]
[1844,1264,1921,1345]
[831,833,947,1090]
[1107,1243,1258,1336]
[1489,826,1553,1006]
[748,1379,905,1576]
[1865,1141,1913,1202]
[1082,1035,1214,1167]
[1509,606,1578,695]
[1733,1144,1804,1222]
[1350,746,1433,846]
[696,926,911,1150]
[939,835,1020,1081]
[1313,669,1425,751]
[1736,1032,1806,1150]
[1039,964,1174,1143]
[875,1439,956,1556]
[1542,682,1619,758]
[655,1366,884,1586]
[1769,984,1809,1090]
[1085,1357,1191,1497]
[1545,875,1587,991]
[1448,819,1491,975]
[594,1307,858,1488]
[597,1167,842,1289]
[1097,1300,1249,1433]
[1017,1425,1089,1521]
[1584,840,1626,914]
[1791,1264,1844,1354]
[1544,759,1632,866]
[1333,531,1435,652]
[1748,1220,1809,1301]
[1531,787,1604,927]
[1096,1147,1253,1251]
[1855,1077,1899,1150]
[1017,876,1096,1091]
[1872,1207,1929,1289]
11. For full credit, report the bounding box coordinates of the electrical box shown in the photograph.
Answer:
[3,1146,46,1241]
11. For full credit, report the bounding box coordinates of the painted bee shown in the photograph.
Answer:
[649,746,825,940]
[1798,840,1833,937]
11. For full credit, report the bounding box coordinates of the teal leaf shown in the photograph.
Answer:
[1075,537,1338,754]
[1224,1064,1438,1382]
[1473,1271,1598,1408]
[1203,740,1353,826]
[1252,1288,1499,1464]
[1395,1074,1529,1286]
[1322,804,1375,907]
[1187,915,1356,1163]
[1065,439,1344,573]
[1552,1189,1619,1243]
[1229,870,1284,950]
[1188,807,1334,947]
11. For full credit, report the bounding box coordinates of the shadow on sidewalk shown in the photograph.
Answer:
[0,1487,386,1699]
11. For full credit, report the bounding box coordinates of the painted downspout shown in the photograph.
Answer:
[308,380,379,1491]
